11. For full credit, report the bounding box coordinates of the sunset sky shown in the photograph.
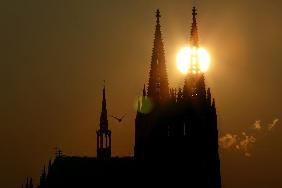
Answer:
[1,0,282,188]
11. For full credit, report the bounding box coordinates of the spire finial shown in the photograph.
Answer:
[103,80,106,89]
[156,9,161,23]
[212,98,216,108]
[102,80,106,103]
[192,6,197,18]
[100,80,108,131]
[190,6,199,47]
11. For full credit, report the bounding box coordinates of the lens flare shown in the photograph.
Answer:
[176,47,210,74]
[134,96,153,114]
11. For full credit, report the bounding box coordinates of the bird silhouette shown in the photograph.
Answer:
[111,113,127,123]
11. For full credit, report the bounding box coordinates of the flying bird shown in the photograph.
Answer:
[111,114,127,123]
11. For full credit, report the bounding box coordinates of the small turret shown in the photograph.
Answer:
[143,84,146,97]
[212,98,215,107]
[169,88,176,103]
[177,88,183,103]
[96,82,111,160]
[212,98,216,114]
[40,165,46,186]
[29,178,33,188]
[25,178,29,188]
[207,88,211,106]
[48,160,52,176]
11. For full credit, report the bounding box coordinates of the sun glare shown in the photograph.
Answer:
[176,47,191,74]
[176,47,210,74]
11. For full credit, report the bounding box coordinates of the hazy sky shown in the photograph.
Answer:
[1,0,282,188]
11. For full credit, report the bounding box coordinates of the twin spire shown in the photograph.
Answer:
[146,7,199,102]
[188,6,201,74]
[144,7,215,108]
[190,6,199,47]
[147,9,169,104]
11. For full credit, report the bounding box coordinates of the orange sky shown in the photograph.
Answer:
[0,1,282,188]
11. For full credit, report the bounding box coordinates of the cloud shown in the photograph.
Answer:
[220,118,279,157]
[253,120,261,130]
[219,134,237,149]
[237,133,256,157]
[268,118,279,131]
[220,132,256,156]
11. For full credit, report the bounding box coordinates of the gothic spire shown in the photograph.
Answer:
[212,98,216,109]
[99,82,108,131]
[207,88,211,106]
[147,9,169,104]
[188,6,201,74]
[97,81,111,159]
[184,6,206,99]
[29,178,33,188]
[190,6,199,47]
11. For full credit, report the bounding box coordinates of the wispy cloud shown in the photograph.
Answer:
[268,118,279,131]
[253,120,261,130]
[237,132,256,157]
[219,118,279,157]
[219,134,237,149]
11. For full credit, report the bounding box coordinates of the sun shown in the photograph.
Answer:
[176,47,191,74]
[176,47,210,74]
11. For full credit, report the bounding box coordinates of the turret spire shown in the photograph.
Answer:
[40,165,46,186]
[207,88,211,106]
[143,84,146,97]
[99,82,108,131]
[29,178,33,188]
[97,82,111,160]
[48,160,52,175]
[212,98,216,109]
[25,178,29,188]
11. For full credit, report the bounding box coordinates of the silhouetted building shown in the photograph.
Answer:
[96,84,112,160]
[35,6,221,188]
[135,7,221,187]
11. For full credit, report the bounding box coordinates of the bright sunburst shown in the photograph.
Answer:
[176,47,210,74]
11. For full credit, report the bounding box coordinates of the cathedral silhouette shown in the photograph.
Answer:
[32,7,221,188]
